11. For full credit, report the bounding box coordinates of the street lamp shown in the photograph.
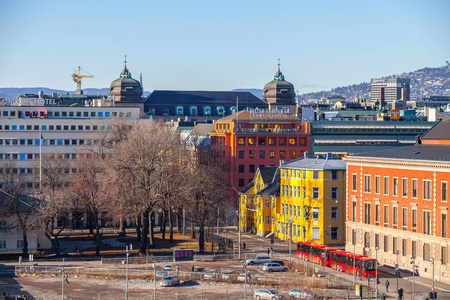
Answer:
[232,186,241,260]
[396,250,400,292]
[410,256,417,300]
[287,220,294,261]
[375,246,379,299]
[125,245,129,300]
[153,263,156,300]
[242,262,248,300]
[353,229,358,286]
[60,258,68,300]
[430,257,435,299]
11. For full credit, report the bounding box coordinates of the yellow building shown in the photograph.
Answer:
[239,156,346,246]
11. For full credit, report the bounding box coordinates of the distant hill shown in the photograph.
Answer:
[0,87,151,98]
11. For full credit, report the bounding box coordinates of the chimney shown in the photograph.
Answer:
[279,160,286,166]
[327,153,333,160]
[304,151,309,158]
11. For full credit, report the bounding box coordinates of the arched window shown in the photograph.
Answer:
[204,106,211,115]
[217,106,225,115]
[176,106,184,116]
[190,106,197,115]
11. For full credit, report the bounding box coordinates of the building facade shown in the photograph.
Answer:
[343,141,450,283]
[210,109,311,195]
[239,156,346,246]
[370,77,410,104]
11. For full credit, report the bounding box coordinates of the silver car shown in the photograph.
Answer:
[203,269,217,279]
[261,263,288,272]
[156,269,168,277]
[253,289,284,299]
[160,275,180,287]
[288,288,316,299]
[245,256,271,265]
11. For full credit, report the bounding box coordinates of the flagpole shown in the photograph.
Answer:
[39,130,42,191]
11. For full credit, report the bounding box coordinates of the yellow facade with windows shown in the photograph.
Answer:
[239,158,346,246]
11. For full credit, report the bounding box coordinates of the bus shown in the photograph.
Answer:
[329,250,378,278]
[296,241,337,266]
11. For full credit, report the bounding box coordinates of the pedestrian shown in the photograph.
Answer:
[267,248,270,256]
[191,265,194,272]
[385,280,390,292]
[176,265,179,274]
[397,287,403,300]
[243,242,246,250]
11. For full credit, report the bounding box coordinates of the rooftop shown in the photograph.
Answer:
[347,144,450,162]
[281,157,346,170]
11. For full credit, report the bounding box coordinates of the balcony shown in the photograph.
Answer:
[235,128,304,134]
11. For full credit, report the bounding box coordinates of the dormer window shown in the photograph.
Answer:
[217,106,225,115]
[190,106,197,115]
[176,106,184,116]
[204,106,211,116]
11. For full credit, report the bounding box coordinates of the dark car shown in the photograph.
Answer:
[266,260,284,266]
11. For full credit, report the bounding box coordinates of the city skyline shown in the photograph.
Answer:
[1,0,449,93]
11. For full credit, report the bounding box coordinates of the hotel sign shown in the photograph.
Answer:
[249,108,289,119]
[1,98,57,106]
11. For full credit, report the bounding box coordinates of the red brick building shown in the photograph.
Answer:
[210,109,311,197]
[343,121,450,284]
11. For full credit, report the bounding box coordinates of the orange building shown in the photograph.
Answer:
[210,109,311,198]
[343,121,450,284]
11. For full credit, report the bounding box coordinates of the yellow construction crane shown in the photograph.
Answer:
[71,66,94,94]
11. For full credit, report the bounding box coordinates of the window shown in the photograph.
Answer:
[402,178,408,197]
[423,211,431,235]
[313,171,319,179]
[249,150,255,159]
[423,243,430,261]
[442,214,448,238]
[248,138,255,145]
[383,205,389,227]
[289,204,292,216]
[268,138,276,145]
[290,151,296,159]
[352,230,357,245]
[331,187,338,200]
[331,207,338,220]
[282,203,285,215]
[331,227,338,240]
[364,232,370,247]
[352,201,357,222]
[289,138,296,146]
[423,180,431,200]
[259,150,265,159]
[412,241,416,258]
[375,176,380,194]
[312,227,320,241]
[331,170,338,180]
[393,237,398,254]
[375,204,380,226]
[364,175,371,192]
[238,178,244,187]
[393,178,398,196]
[412,179,418,198]
[279,138,286,145]
[442,182,448,201]
[393,207,398,229]
[384,235,389,252]
[375,234,379,248]
[269,150,275,159]
[280,151,286,159]
[0,241,6,249]
[265,216,270,225]
[238,138,245,145]
[384,176,389,195]
[302,187,306,199]
[17,240,24,249]
[238,165,244,173]
[364,203,371,224]
[312,207,320,220]
[412,209,417,232]
[402,239,407,256]
[402,208,408,230]
[249,165,255,173]
[239,150,244,159]
[312,187,319,200]
[258,138,266,146]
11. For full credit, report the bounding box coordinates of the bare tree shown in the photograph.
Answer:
[109,121,179,254]
[69,154,109,255]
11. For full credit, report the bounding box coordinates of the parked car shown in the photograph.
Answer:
[253,289,284,299]
[160,275,180,287]
[245,256,271,265]
[156,269,168,277]
[266,260,284,266]
[237,272,251,282]
[221,269,239,280]
[163,264,172,271]
[288,288,316,299]
[194,267,205,273]
[203,269,217,279]
[261,263,288,272]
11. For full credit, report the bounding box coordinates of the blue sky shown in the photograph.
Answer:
[1,0,449,93]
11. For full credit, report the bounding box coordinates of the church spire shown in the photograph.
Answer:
[121,55,131,78]
[274,58,284,80]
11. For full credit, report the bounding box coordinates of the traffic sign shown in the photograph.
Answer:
[395,263,399,271]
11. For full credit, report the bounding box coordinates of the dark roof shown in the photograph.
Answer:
[191,124,215,136]
[144,90,266,106]
[259,166,278,185]
[421,121,450,141]
[348,144,450,162]
[239,182,254,193]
